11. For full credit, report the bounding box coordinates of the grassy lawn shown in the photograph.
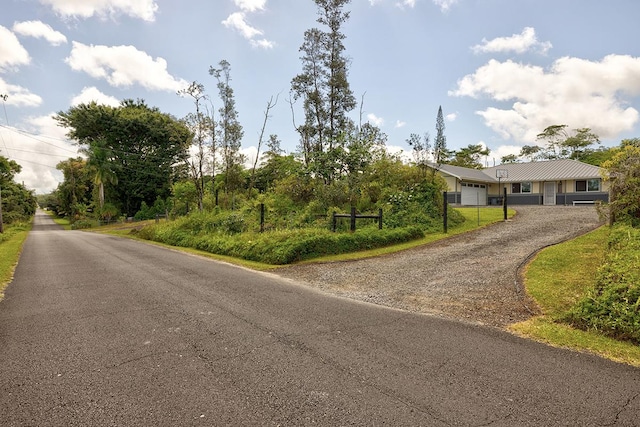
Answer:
[0,227,31,301]
[510,226,640,367]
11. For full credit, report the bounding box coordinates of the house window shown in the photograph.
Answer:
[511,182,532,194]
[576,179,601,192]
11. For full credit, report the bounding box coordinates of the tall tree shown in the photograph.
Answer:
[55,157,92,218]
[209,60,245,194]
[178,81,214,211]
[535,125,601,161]
[406,132,431,176]
[449,144,490,169]
[562,127,600,160]
[291,0,356,184]
[433,105,448,165]
[519,145,543,162]
[536,124,569,159]
[78,142,117,210]
[55,100,191,216]
[249,95,278,195]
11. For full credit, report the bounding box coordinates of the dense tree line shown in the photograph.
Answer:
[52,99,190,219]
[501,124,609,165]
[0,155,37,229]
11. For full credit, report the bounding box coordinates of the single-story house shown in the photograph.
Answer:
[434,159,609,206]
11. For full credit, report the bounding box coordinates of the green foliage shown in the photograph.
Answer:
[602,141,640,226]
[138,221,424,265]
[563,224,640,344]
[97,203,119,222]
[1,155,37,224]
[134,197,168,221]
[447,143,490,169]
[55,99,191,216]
[71,219,98,230]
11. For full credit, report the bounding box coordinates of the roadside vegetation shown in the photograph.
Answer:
[514,140,640,366]
[0,155,36,301]
[0,223,31,300]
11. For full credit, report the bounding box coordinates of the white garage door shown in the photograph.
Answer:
[461,183,487,206]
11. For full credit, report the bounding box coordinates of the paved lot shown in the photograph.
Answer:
[276,205,604,326]
[1,209,638,426]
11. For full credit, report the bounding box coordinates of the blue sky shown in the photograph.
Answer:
[1,0,640,194]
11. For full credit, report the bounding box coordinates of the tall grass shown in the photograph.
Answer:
[0,223,31,300]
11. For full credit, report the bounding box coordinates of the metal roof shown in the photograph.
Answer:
[435,164,498,182]
[435,159,605,183]
[484,159,606,182]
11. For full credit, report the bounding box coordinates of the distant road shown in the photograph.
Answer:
[0,210,638,426]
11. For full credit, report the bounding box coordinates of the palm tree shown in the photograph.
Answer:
[80,143,118,210]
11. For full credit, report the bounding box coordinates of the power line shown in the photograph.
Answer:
[0,124,78,154]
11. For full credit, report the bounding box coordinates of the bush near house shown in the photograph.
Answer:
[562,224,640,344]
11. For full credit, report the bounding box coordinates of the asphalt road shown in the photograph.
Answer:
[1,210,638,426]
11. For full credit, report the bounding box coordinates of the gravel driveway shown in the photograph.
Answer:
[274,206,603,327]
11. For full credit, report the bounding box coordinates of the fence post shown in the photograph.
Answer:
[332,211,337,232]
[443,191,448,233]
[503,187,508,221]
[378,208,383,230]
[260,203,265,233]
[350,207,356,232]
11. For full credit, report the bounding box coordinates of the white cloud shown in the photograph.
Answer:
[432,0,458,12]
[251,39,275,49]
[492,144,522,163]
[222,12,263,39]
[396,0,417,9]
[450,54,640,142]
[0,77,42,107]
[223,2,274,49]
[71,86,120,107]
[1,115,77,194]
[472,27,552,55]
[25,114,71,140]
[0,26,30,71]
[241,146,259,169]
[65,42,188,92]
[395,120,406,128]
[234,0,266,12]
[367,113,384,127]
[445,113,457,122]
[386,144,411,162]
[12,21,67,46]
[39,0,158,22]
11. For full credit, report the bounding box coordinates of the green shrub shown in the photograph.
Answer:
[562,224,640,344]
[71,219,97,229]
[137,220,424,265]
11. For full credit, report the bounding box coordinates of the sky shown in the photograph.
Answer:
[1,0,640,194]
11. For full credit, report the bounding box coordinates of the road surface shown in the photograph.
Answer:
[1,210,638,426]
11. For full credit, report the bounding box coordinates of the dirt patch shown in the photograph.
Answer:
[274,206,603,327]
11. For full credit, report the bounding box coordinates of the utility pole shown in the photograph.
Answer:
[0,94,7,233]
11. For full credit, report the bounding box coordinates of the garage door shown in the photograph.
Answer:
[461,183,487,206]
